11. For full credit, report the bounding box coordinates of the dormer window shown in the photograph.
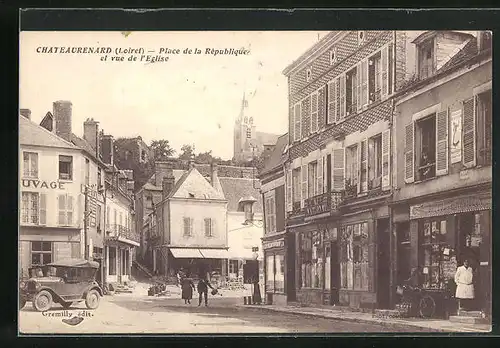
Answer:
[418,39,435,80]
[306,67,312,82]
[329,47,338,65]
[358,31,366,45]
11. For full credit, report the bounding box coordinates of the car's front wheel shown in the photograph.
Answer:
[85,290,100,309]
[19,296,26,310]
[33,290,53,312]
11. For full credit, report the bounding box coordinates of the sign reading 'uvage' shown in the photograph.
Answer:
[21,179,65,190]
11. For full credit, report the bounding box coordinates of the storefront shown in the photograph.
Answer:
[337,205,391,310]
[263,236,286,305]
[404,190,491,315]
[19,226,81,279]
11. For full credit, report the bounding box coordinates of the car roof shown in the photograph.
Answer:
[46,258,100,269]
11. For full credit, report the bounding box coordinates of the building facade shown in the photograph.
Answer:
[391,31,492,315]
[20,114,83,278]
[259,133,289,306]
[283,31,403,308]
[149,163,230,279]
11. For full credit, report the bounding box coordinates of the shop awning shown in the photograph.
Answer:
[199,248,230,259]
[170,248,204,259]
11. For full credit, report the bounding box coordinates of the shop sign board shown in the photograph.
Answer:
[262,239,284,250]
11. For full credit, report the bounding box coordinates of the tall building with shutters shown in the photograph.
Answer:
[282,31,403,309]
[391,31,492,318]
[19,103,109,279]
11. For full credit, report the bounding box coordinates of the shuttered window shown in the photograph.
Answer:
[435,109,449,176]
[308,161,318,198]
[317,157,324,195]
[381,44,389,98]
[204,218,213,237]
[310,91,319,133]
[404,123,415,183]
[285,168,293,212]
[332,148,345,191]
[23,152,38,178]
[301,164,308,208]
[462,97,476,167]
[477,90,492,166]
[58,194,73,226]
[359,140,368,192]
[381,129,391,190]
[327,80,337,124]
[183,217,193,236]
[294,103,301,142]
[21,192,45,225]
[345,144,358,197]
[339,74,346,120]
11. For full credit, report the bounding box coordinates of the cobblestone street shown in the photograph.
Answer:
[19,293,423,334]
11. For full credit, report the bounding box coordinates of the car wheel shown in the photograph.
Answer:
[19,297,26,310]
[61,301,73,309]
[85,290,100,309]
[33,290,53,312]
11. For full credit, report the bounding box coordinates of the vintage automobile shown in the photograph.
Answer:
[19,259,103,312]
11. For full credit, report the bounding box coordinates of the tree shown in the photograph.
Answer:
[179,144,195,161]
[195,150,223,164]
[150,139,175,161]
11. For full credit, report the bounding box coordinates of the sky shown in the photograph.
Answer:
[20,31,329,159]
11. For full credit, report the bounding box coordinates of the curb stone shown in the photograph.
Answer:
[237,305,467,333]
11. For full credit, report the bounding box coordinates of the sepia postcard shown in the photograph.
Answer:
[19,25,492,335]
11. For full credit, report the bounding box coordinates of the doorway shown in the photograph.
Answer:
[286,233,296,302]
[457,213,482,310]
[329,240,340,305]
[377,218,391,309]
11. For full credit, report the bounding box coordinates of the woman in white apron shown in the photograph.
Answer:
[454,259,474,312]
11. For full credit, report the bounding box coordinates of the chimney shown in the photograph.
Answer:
[155,159,176,187]
[83,118,100,156]
[162,170,175,199]
[53,100,73,142]
[20,109,31,120]
[210,162,223,194]
[101,134,114,166]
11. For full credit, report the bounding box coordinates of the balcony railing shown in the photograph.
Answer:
[106,224,140,243]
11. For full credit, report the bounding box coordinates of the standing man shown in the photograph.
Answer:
[197,276,214,307]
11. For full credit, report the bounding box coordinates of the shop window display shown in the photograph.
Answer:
[300,231,323,289]
[340,222,369,290]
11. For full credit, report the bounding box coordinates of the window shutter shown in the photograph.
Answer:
[294,104,301,142]
[332,148,345,191]
[67,195,73,225]
[335,78,340,123]
[286,168,292,212]
[58,194,66,225]
[301,164,308,208]
[317,157,323,194]
[462,97,476,168]
[212,219,216,237]
[327,81,337,124]
[339,74,346,120]
[190,217,194,236]
[436,108,449,176]
[404,122,415,183]
[356,62,362,113]
[381,44,389,98]
[311,92,319,133]
[381,129,391,190]
[290,107,294,142]
[361,140,369,192]
[359,59,367,107]
[39,193,47,225]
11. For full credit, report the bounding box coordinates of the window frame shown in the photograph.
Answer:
[183,217,193,237]
[415,113,437,181]
[418,39,435,80]
[264,193,276,234]
[368,134,383,190]
[204,218,213,237]
[345,67,358,116]
[58,194,74,226]
[307,161,318,199]
[340,222,369,291]
[368,51,382,103]
[23,151,39,179]
[58,155,73,181]
[476,89,492,166]
[31,241,53,265]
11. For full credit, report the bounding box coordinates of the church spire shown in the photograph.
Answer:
[238,91,248,122]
